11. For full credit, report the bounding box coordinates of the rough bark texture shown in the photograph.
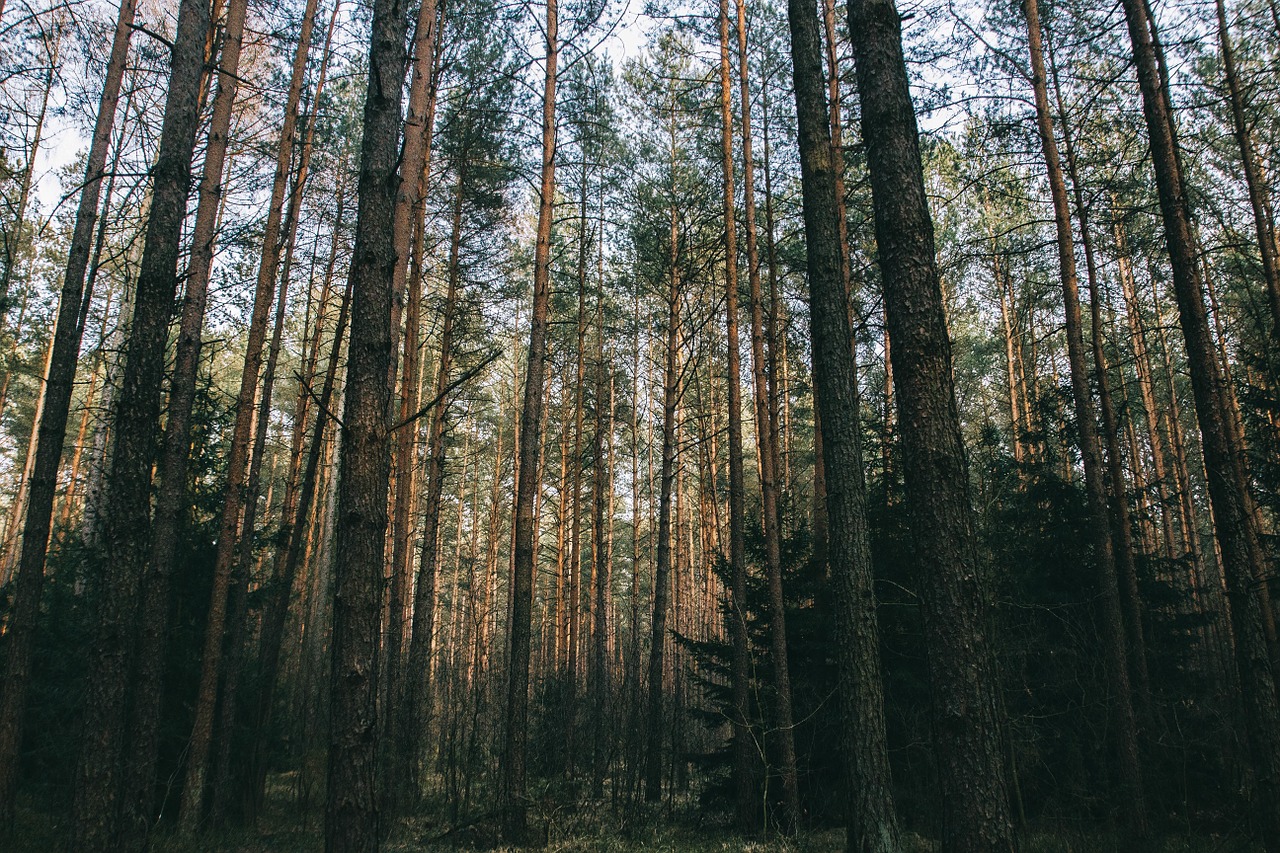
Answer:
[325,0,411,843]
[0,0,134,827]
[71,0,211,846]
[1118,0,1280,846]
[141,0,248,827]
[844,0,1016,849]
[786,1,901,849]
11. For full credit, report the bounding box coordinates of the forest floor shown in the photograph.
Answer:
[6,774,1263,852]
[7,807,1263,853]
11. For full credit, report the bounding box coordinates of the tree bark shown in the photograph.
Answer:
[1118,0,1280,845]
[501,0,556,838]
[844,0,1016,849]
[0,0,134,827]
[787,1,900,849]
[71,0,211,844]
[325,0,412,842]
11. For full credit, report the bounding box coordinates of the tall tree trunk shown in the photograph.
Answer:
[325,0,412,842]
[501,0,556,838]
[566,190,589,775]
[1047,31,1154,708]
[722,0,788,828]
[0,0,135,826]
[252,251,351,821]
[178,0,316,822]
[1022,0,1147,827]
[844,0,1016,849]
[72,0,211,845]
[645,122,681,803]
[589,291,611,797]
[1118,0,1280,846]
[405,152,464,797]
[786,1,900,849]
[386,15,445,797]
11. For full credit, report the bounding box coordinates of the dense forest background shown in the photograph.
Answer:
[1,0,1280,848]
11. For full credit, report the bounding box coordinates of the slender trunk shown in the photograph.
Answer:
[250,188,349,819]
[501,0,556,838]
[0,0,134,824]
[269,0,343,598]
[385,0,443,403]
[645,126,681,803]
[386,21,445,797]
[1023,0,1147,825]
[844,0,1016,848]
[590,291,611,797]
[566,191,589,774]
[405,151,464,796]
[1118,0,1280,845]
[1213,0,1280,338]
[177,0,314,822]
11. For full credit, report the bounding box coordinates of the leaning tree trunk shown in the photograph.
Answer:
[1118,0,1280,846]
[844,0,1016,849]
[179,0,327,822]
[71,0,211,846]
[0,0,135,828]
[325,0,412,844]
[786,1,900,849]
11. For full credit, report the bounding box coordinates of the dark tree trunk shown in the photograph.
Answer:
[0,0,135,828]
[71,0,211,846]
[1118,0,1280,846]
[786,1,900,849]
[844,0,1016,849]
[325,0,412,843]
[501,0,556,839]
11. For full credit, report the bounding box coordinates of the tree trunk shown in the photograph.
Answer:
[325,0,412,842]
[1118,0,1280,845]
[1213,0,1280,339]
[405,151,464,798]
[0,0,134,827]
[1022,0,1148,827]
[645,122,681,803]
[501,0,556,838]
[844,0,1016,848]
[71,0,211,844]
[787,1,900,849]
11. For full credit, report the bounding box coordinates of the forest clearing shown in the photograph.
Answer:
[2,0,1280,849]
